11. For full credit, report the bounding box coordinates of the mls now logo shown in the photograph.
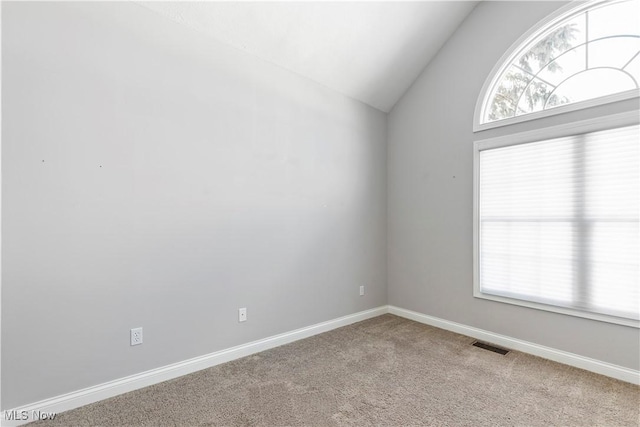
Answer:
[3,411,28,421]
[4,410,57,421]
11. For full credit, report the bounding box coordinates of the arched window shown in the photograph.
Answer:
[473,0,639,327]
[475,0,640,131]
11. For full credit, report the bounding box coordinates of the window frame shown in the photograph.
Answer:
[473,110,640,328]
[473,0,640,133]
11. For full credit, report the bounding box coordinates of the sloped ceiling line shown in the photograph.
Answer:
[138,1,478,113]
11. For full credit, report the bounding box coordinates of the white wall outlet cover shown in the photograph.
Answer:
[130,327,143,346]
[360,286,365,296]
[238,308,247,322]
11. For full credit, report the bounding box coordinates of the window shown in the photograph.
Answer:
[473,0,640,327]
[474,114,639,326]
[475,0,640,131]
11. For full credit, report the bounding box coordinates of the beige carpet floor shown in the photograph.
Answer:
[32,314,639,426]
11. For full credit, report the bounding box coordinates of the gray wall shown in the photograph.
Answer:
[1,2,387,409]
[388,1,640,370]
[3,0,638,412]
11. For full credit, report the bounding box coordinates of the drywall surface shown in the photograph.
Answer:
[388,1,640,370]
[138,2,478,113]
[2,2,387,409]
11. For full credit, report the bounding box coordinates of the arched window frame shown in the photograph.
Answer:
[473,0,640,132]
[473,0,640,328]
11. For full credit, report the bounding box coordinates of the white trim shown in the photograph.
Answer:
[1,306,387,427]
[388,306,640,385]
[475,90,640,133]
[473,0,640,133]
[474,110,640,149]
[3,304,638,426]
[473,111,640,329]
[475,292,639,328]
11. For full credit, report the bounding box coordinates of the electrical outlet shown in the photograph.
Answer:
[130,327,143,346]
[238,307,247,322]
[360,286,365,296]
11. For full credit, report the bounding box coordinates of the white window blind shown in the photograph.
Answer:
[478,124,639,322]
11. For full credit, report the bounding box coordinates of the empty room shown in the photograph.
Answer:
[1,0,639,425]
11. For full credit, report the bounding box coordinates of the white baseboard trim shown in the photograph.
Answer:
[2,306,387,427]
[4,305,638,426]
[388,305,640,385]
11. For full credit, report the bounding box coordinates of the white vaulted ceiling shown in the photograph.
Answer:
[139,2,478,112]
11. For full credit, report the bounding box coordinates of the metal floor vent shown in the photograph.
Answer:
[472,341,509,355]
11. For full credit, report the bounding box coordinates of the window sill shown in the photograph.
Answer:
[473,290,640,328]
